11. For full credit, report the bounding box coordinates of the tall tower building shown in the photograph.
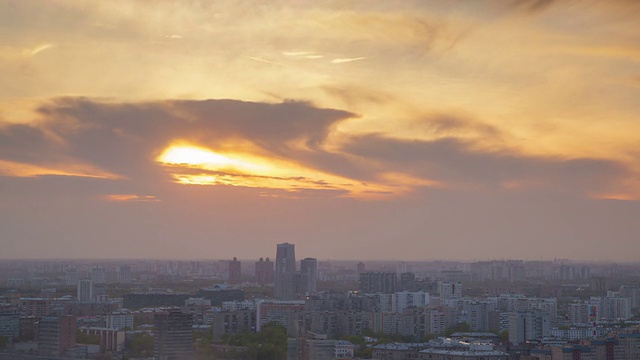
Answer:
[154,310,194,359]
[229,257,241,285]
[77,279,93,302]
[300,258,318,295]
[276,243,296,274]
[275,243,296,300]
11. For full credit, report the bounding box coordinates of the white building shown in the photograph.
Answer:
[509,311,551,344]
[77,279,94,302]
[438,282,462,306]
[395,291,430,313]
[106,313,133,330]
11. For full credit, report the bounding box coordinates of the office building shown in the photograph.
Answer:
[196,286,245,306]
[154,310,194,360]
[106,313,134,330]
[275,243,297,300]
[229,257,241,285]
[123,292,190,309]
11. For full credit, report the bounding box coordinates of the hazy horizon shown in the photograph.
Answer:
[1,1,639,261]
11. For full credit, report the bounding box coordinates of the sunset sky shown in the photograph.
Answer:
[1,0,639,261]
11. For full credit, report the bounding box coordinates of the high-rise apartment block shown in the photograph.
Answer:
[509,311,550,344]
[438,281,462,306]
[117,265,132,283]
[301,257,318,295]
[399,272,416,292]
[229,257,241,285]
[77,279,93,302]
[359,272,397,294]
[38,315,77,356]
[255,257,274,285]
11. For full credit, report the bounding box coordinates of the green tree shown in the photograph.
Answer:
[76,331,101,345]
[126,332,154,358]
[0,336,9,350]
[499,330,510,343]
[224,323,288,360]
[445,322,471,336]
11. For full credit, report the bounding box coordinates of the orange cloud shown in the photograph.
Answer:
[104,194,160,202]
[0,159,120,179]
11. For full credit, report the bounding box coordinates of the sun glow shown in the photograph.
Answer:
[157,146,267,173]
[156,143,413,198]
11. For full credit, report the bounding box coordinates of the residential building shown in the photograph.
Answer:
[509,311,551,344]
[229,257,241,285]
[77,279,93,302]
[38,315,77,356]
[301,258,318,295]
[360,272,397,294]
[255,257,274,285]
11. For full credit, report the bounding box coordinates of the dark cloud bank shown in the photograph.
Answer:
[0,97,638,260]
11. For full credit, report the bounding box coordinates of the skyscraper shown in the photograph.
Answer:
[300,258,318,295]
[275,243,296,300]
[229,257,241,285]
[276,243,296,274]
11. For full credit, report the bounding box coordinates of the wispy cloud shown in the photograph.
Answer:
[331,57,366,64]
[22,43,55,57]
[244,56,287,67]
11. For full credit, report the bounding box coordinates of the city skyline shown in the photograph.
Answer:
[1,1,640,261]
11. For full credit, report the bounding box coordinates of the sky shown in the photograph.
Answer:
[1,0,639,261]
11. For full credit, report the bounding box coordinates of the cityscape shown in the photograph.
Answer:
[1,243,640,359]
[2,1,640,360]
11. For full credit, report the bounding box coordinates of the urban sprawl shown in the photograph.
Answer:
[1,243,640,360]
